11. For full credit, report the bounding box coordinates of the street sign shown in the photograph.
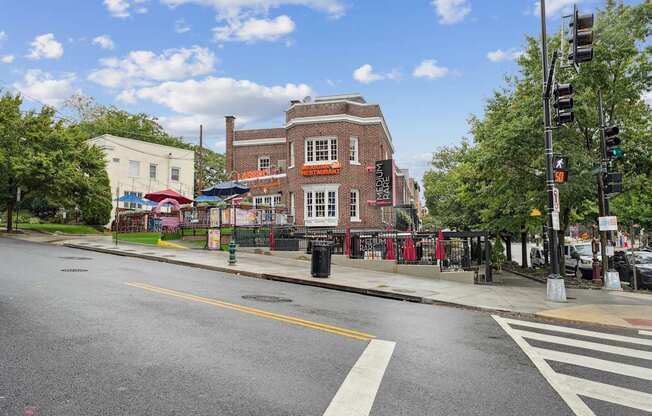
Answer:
[551,211,560,231]
[553,187,560,212]
[16,187,21,203]
[598,216,618,231]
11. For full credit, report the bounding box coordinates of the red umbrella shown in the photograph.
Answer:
[145,189,193,205]
[436,229,446,262]
[385,227,395,260]
[345,225,351,257]
[402,237,417,262]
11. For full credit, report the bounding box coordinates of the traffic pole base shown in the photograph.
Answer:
[603,271,622,291]
[546,277,567,302]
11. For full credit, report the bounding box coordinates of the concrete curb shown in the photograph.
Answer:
[63,243,518,314]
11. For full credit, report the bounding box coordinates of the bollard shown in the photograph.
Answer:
[228,240,237,265]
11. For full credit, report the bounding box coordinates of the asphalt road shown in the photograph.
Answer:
[1,238,650,415]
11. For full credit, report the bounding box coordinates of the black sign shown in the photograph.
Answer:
[553,156,569,171]
[375,159,394,206]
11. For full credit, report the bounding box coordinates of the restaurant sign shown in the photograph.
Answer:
[301,162,341,176]
[375,159,394,206]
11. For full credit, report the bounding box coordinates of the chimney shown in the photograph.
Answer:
[225,116,235,174]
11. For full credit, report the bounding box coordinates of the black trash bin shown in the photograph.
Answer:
[311,240,332,278]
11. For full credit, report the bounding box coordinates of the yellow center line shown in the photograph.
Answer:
[126,282,375,341]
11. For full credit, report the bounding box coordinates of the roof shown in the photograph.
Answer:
[314,93,365,103]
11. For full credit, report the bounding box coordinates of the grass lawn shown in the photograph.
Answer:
[184,239,207,249]
[14,223,102,235]
[117,232,161,245]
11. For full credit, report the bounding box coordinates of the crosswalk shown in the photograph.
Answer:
[494,315,652,416]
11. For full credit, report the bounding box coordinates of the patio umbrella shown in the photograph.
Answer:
[385,228,395,260]
[436,229,446,262]
[201,181,250,197]
[402,236,417,262]
[116,194,156,206]
[145,189,193,205]
[195,195,223,203]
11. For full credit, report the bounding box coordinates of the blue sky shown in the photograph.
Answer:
[0,0,637,181]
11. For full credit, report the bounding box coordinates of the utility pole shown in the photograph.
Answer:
[198,124,204,195]
[539,0,566,301]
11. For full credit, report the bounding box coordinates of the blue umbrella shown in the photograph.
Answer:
[195,195,223,203]
[116,194,156,206]
[201,181,250,197]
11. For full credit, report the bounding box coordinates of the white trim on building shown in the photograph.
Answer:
[233,137,287,146]
[302,183,340,227]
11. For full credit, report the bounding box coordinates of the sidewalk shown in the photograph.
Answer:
[35,234,650,331]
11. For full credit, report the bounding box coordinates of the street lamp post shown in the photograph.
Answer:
[539,0,567,302]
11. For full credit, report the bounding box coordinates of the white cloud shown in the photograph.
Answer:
[175,19,191,33]
[0,31,6,45]
[116,88,138,104]
[88,46,217,88]
[352,64,400,84]
[1,55,14,64]
[104,0,149,18]
[123,76,312,137]
[413,60,450,79]
[27,33,64,60]
[487,48,523,62]
[431,0,471,25]
[92,35,116,50]
[160,0,345,19]
[13,70,76,107]
[214,15,295,42]
[533,0,578,16]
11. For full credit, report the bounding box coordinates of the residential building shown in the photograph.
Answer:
[87,134,195,220]
[225,94,419,229]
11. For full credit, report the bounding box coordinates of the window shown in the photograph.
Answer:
[149,164,157,179]
[128,160,140,177]
[350,189,360,221]
[305,137,337,164]
[112,157,120,163]
[258,156,271,170]
[303,184,339,226]
[253,194,281,207]
[124,191,143,210]
[171,167,180,182]
[349,137,359,164]
[289,142,295,168]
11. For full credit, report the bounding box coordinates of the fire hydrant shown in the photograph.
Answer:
[228,240,237,265]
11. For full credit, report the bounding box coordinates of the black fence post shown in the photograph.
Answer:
[485,235,493,283]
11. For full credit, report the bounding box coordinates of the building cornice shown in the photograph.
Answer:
[233,137,287,147]
[286,114,395,153]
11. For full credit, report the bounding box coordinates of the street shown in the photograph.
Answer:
[1,238,651,415]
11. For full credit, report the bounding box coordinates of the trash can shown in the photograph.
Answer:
[311,240,332,278]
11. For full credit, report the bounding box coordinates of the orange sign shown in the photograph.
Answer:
[249,180,282,190]
[238,168,279,180]
[301,162,341,176]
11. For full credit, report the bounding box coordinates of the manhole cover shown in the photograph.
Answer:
[61,269,88,273]
[59,256,92,260]
[241,295,292,303]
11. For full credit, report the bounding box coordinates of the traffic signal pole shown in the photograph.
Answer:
[597,91,610,280]
[539,0,566,302]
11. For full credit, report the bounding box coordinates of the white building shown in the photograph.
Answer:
[87,134,195,219]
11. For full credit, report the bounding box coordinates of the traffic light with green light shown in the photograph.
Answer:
[604,126,623,160]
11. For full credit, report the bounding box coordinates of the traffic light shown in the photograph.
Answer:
[604,126,624,159]
[553,83,574,125]
[568,5,594,64]
[605,172,623,195]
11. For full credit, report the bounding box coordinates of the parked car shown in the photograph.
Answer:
[530,247,546,268]
[564,243,599,279]
[614,250,652,290]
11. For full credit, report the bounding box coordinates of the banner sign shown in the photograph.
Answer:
[375,159,394,206]
[209,208,220,228]
[301,162,341,176]
[207,229,221,250]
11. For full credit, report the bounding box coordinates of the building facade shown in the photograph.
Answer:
[226,94,419,229]
[88,134,195,219]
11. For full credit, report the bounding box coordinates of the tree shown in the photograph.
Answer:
[0,92,113,231]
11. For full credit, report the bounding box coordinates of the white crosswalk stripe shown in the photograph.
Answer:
[494,315,652,416]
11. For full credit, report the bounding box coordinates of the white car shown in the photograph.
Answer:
[564,243,600,279]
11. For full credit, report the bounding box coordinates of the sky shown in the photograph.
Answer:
[0,0,643,182]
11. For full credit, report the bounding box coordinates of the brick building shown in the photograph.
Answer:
[225,94,419,229]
